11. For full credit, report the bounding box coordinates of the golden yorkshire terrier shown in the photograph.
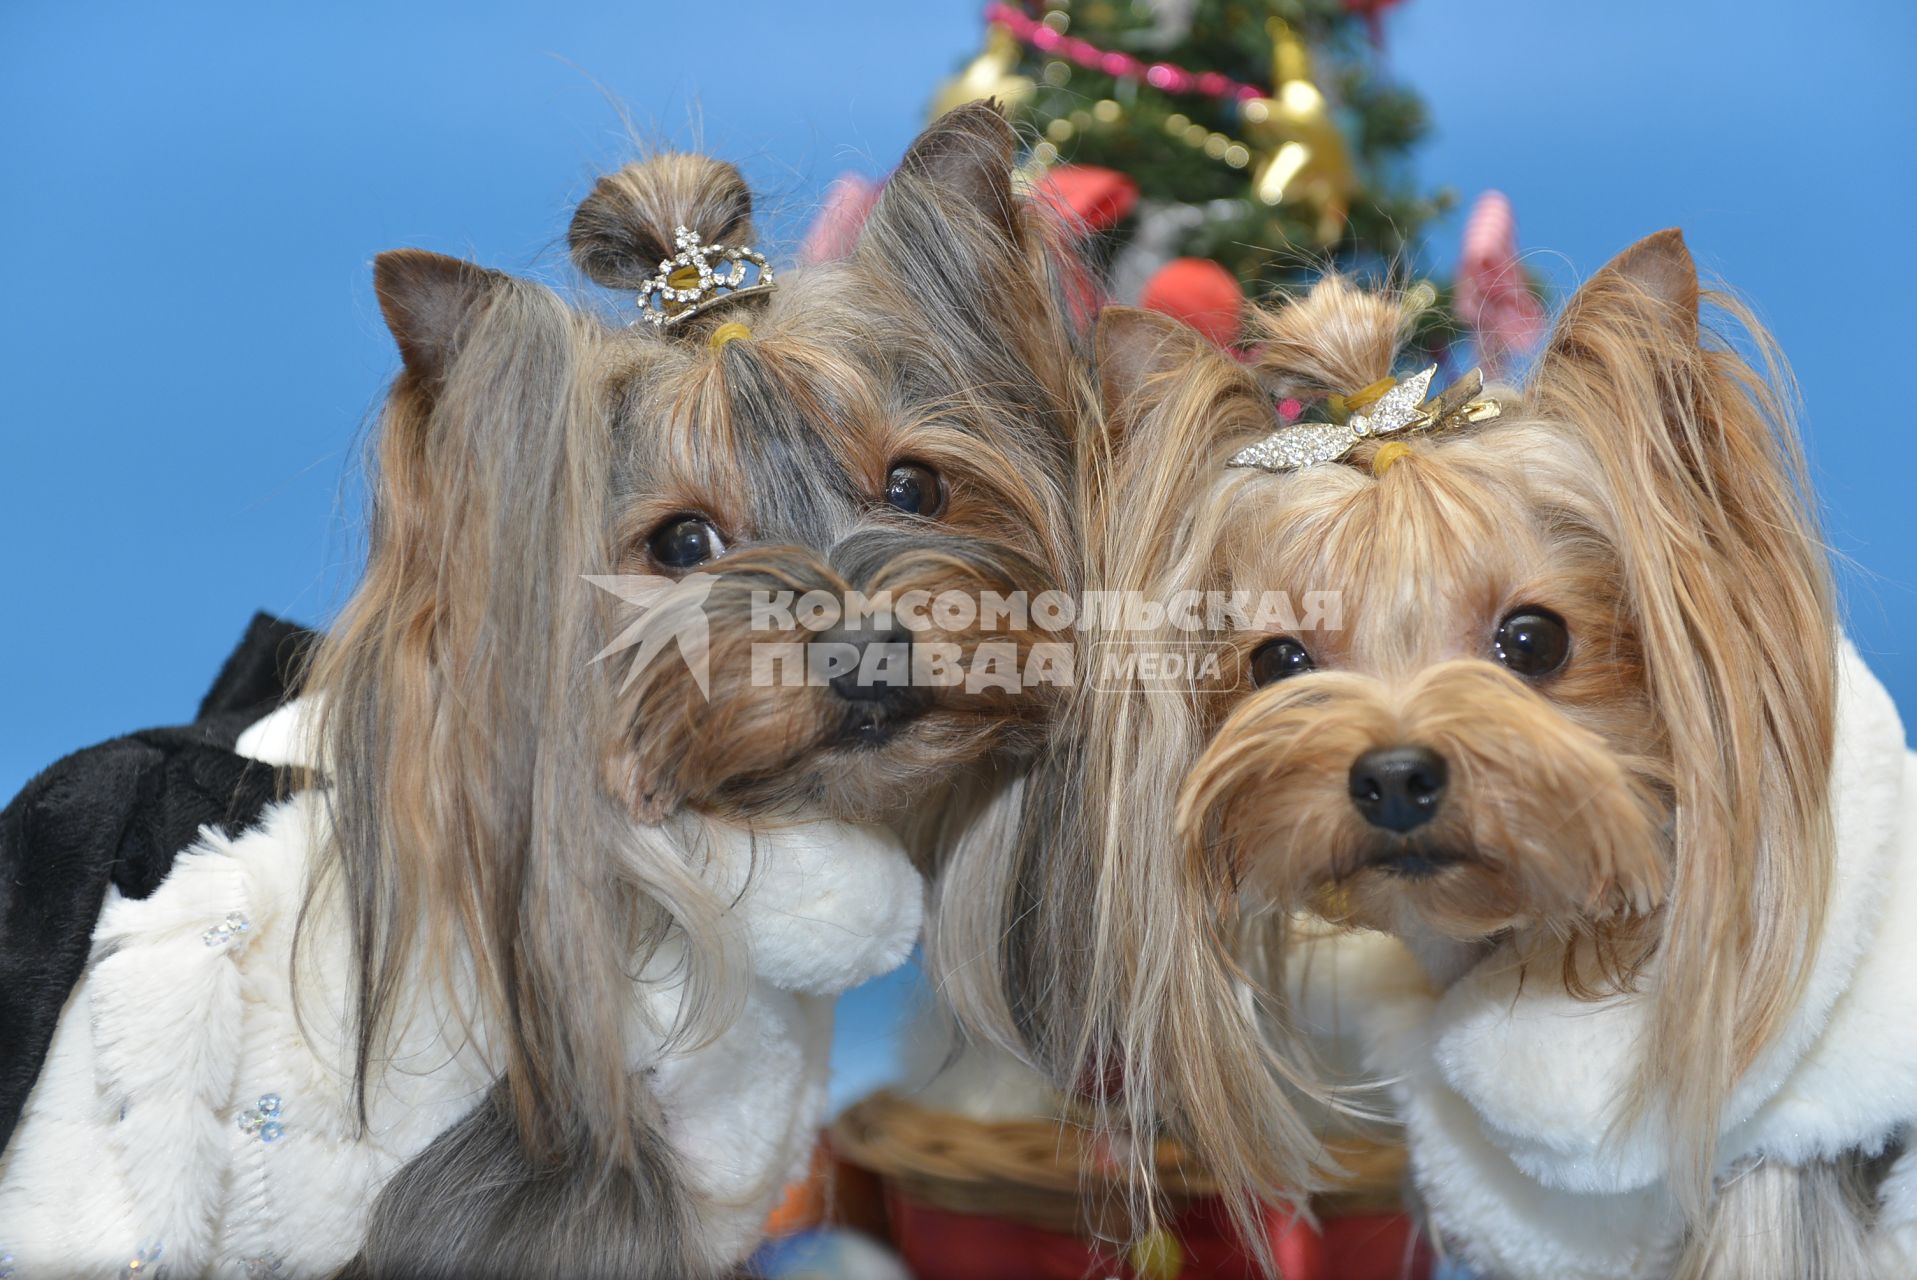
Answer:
[0,103,1089,1279]
[1065,230,1917,1278]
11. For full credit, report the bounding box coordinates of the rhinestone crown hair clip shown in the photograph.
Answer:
[1227,365,1503,473]
[637,226,776,329]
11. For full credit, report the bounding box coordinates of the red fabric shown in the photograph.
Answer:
[886,1191,1324,1280]
[822,1136,892,1243]
[1139,258,1246,349]
[1321,1211,1433,1280]
[1035,165,1140,236]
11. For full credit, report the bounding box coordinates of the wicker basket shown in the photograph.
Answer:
[830,1089,1405,1239]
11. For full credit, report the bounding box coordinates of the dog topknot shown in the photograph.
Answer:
[568,154,756,291]
[1250,275,1410,400]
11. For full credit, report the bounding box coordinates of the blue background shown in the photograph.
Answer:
[4,1,1912,1102]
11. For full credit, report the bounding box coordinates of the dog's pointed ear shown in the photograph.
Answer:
[852,100,1089,435]
[375,249,508,386]
[1603,228,1698,322]
[1097,306,1231,438]
[889,101,1022,243]
[853,101,1026,277]
[1549,229,1699,358]
[1531,229,1712,481]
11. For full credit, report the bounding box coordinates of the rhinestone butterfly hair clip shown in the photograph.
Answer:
[1227,365,1503,473]
[636,226,776,329]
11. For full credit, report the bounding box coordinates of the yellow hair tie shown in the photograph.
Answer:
[1343,375,1399,413]
[708,321,752,351]
[1372,440,1413,477]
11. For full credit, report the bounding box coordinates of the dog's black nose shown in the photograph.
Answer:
[810,626,916,703]
[1349,745,1448,833]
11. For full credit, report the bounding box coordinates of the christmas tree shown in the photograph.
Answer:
[930,0,1484,354]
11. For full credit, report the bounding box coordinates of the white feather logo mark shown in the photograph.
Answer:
[583,573,719,699]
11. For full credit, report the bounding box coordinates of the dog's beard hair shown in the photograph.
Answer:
[336,1082,712,1280]
[304,279,752,1280]
[613,536,1057,824]
[1079,349,1359,1253]
[302,105,1090,1278]
[1668,1150,1888,1280]
[925,334,1348,1263]
[1184,662,1670,939]
[827,111,1140,1147]
[1519,271,1835,1214]
[302,279,728,1163]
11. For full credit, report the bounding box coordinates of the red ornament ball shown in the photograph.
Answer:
[1139,258,1245,349]
[1034,164,1140,236]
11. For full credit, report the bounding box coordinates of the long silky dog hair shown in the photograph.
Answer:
[299,102,1088,1278]
[1035,230,1836,1253]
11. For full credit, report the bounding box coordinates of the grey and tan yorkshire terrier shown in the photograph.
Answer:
[1070,230,1917,1278]
[0,103,1088,1279]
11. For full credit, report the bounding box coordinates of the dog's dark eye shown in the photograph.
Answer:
[648,515,727,569]
[1494,608,1570,677]
[884,462,944,517]
[1249,637,1315,687]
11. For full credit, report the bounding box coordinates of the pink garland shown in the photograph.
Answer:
[983,2,1268,103]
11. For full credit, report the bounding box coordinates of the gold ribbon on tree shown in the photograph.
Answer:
[1240,18,1357,243]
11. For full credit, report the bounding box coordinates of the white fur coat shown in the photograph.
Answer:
[0,698,923,1278]
[1302,643,1917,1278]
